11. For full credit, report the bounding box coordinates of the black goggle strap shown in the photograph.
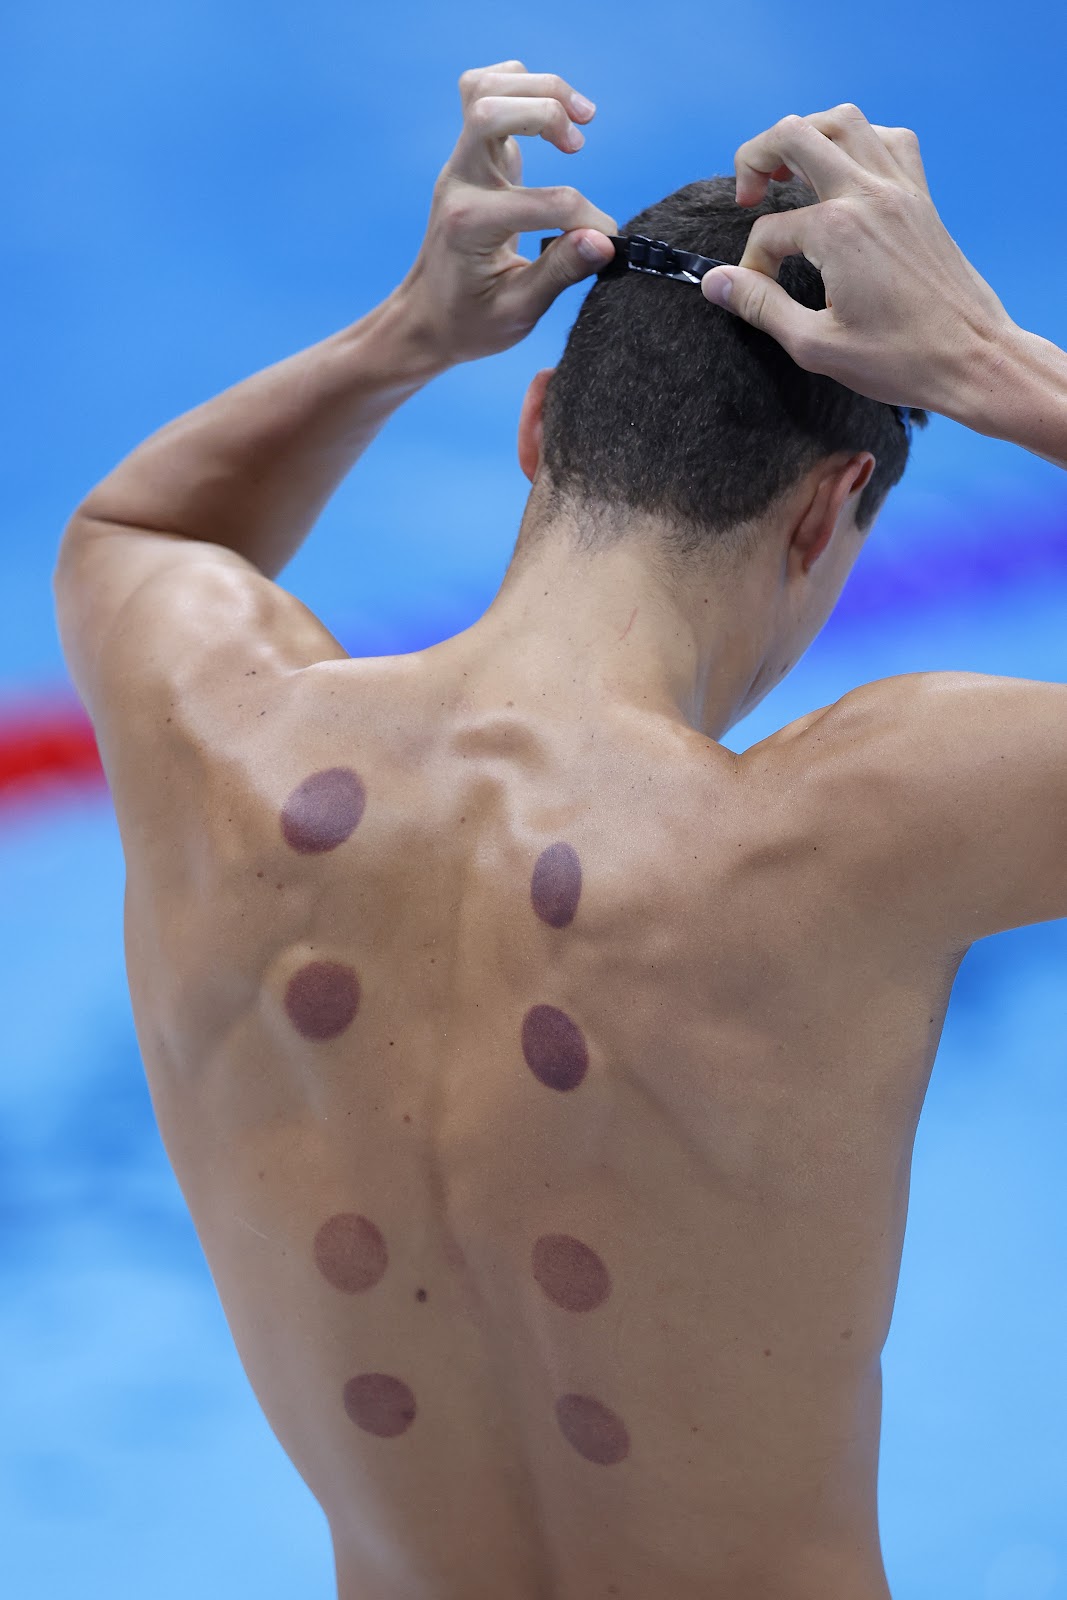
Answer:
[540,231,726,285]
[539,231,915,443]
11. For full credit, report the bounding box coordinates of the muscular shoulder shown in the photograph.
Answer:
[741,671,981,798]
[741,670,1067,948]
[54,521,352,849]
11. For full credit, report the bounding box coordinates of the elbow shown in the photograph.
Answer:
[53,507,98,598]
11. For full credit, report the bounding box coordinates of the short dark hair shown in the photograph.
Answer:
[537,175,929,562]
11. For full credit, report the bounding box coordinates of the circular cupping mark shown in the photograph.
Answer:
[532,1234,611,1312]
[313,1214,387,1293]
[521,1004,588,1091]
[343,1373,417,1438]
[555,1393,631,1466]
[531,841,582,929]
[285,961,360,1040]
[281,767,366,854]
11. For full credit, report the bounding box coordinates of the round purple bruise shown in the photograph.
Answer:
[531,842,582,929]
[521,1005,588,1091]
[281,767,366,854]
[555,1393,631,1466]
[285,961,360,1040]
[532,1234,611,1312]
[343,1373,417,1438]
[313,1213,387,1293]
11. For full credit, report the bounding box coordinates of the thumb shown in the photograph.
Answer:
[522,228,616,314]
[701,266,821,363]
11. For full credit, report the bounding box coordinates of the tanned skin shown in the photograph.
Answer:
[54,66,1067,1600]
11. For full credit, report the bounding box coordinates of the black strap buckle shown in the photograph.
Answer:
[539,231,728,285]
[540,232,915,441]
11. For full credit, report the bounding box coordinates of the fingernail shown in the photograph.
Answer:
[703,269,733,306]
[578,235,608,265]
[565,124,585,150]
[571,93,596,118]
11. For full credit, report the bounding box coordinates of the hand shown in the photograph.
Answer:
[700,104,1015,415]
[395,60,618,367]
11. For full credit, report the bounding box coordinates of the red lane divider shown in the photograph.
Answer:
[0,700,106,807]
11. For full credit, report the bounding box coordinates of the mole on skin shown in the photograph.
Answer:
[521,1004,589,1091]
[532,1233,612,1311]
[280,767,366,854]
[343,1373,417,1438]
[313,1214,388,1293]
[285,960,360,1040]
[555,1393,631,1466]
[530,841,582,928]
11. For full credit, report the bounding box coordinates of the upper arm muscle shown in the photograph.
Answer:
[53,517,347,822]
[815,671,1067,945]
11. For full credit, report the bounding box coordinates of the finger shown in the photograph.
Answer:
[730,206,823,282]
[443,182,617,247]
[701,263,827,369]
[733,109,881,207]
[799,103,905,183]
[503,183,617,239]
[501,227,618,322]
[467,69,598,123]
[458,60,527,103]
[501,135,523,186]
[869,124,931,197]
[454,95,586,185]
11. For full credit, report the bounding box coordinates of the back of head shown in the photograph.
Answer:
[537,176,928,564]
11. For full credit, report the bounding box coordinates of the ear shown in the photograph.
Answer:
[517,368,556,483]
[792,452,876,572]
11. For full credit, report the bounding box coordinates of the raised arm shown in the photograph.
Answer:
[698,102,1067,467]
[54,60,617,783]
[958,322,1067,471]
[830,301,1067,944]
[716,105,1067,944]
[60,62,618,586]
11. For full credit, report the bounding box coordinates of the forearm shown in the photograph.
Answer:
[72,288,451,577]
[948,321,1067,471]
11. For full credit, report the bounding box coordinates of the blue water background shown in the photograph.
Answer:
[2,3,1067,1595]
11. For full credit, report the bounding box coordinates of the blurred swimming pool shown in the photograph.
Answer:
[5,0,1067,1595]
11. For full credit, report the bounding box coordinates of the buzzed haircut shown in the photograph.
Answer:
[538,175,929,562]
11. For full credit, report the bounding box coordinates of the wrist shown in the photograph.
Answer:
[336,283,457,389]
[945,319,1067,463]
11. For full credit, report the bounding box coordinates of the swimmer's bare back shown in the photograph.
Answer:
[54,69,1067,1600]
